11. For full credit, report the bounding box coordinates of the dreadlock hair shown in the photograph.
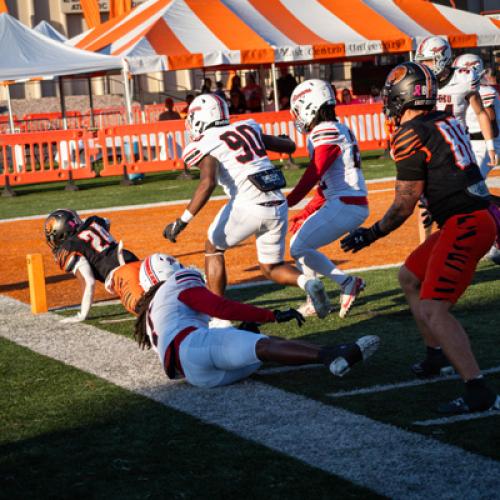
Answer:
[134,281,165,350]
[310,102,337,130]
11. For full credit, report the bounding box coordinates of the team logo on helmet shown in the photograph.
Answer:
[386,66,408,85]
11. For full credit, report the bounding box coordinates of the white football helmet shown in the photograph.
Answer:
[185,94,230,140]
[290,79,336,133]
[453,53,485,77]
[139,253,183,292]
[415,36,452,76]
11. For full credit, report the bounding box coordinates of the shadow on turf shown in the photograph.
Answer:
[0,274,73,292]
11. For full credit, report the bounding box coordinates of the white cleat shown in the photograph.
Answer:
[304,279,330,319]
[328,335,380,377]
[339,276,365,319]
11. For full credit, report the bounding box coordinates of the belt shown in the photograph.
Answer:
[469,132,483,141]
[339,196,369,206]
[164,326,197,379]
[258,200,285,207]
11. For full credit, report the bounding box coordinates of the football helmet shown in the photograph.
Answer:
[185,94,230,140]
[415,36,452,76]
[382,62,437,121]
[139,253,183,292]
[453,53,485,77]
[290,79,336,133]
[44,208,82,250]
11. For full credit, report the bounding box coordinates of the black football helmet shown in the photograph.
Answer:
[382,62,437,122]
[44,209,82,250]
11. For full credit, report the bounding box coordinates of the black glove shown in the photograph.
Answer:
[418,201,433,229]
[274,308,305,327]
[340,222,385,253]
[163,218,188,243]
[238,321,261,333]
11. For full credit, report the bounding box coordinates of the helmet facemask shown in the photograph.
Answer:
[185,95,230,140]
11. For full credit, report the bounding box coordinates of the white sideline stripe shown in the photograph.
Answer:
[413,410,500,427]
[2,295,500,499]
[99,317,135,324]
[0,177,398,224]
[328,366,500,399]
[50,262,405,313]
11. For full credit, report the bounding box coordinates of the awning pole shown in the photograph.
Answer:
[122,62,133,124]
[58,77,68,130]
[409,50,414,62]
[6,84,15,133]
[87,77,96,129]
[258,65,266,112]
[271,63,279,112]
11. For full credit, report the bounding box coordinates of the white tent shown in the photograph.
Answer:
[0,13,133,131]
[34,20,67,43]
[0,13,123,81]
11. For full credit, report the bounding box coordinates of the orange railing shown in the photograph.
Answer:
[0,129,97,187]
[0,104,386,188]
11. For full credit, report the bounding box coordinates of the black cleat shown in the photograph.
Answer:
[324,335,380,377]
[411,350,454,378]
[437,395,500,415]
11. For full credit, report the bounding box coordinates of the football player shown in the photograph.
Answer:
[415,36,497,169]
[44,209,142,321]
[341,62,499,415]
[162,94,331,319]
[454,53,500,179]
[287,79,369,319]
[134,253,379,388]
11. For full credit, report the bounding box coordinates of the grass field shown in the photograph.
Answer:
[0,151,391,219]
[1,148,499,498]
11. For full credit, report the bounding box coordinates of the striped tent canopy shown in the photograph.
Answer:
[73,0,500,73]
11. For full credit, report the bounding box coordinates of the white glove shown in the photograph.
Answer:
[60,313,85,324]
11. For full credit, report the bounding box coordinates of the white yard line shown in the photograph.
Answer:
[328,366,500,399]
[2,294,500,499]
[413,410,500,427]
[0,177,398,224]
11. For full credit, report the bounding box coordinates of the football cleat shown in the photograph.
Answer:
[304,279,330,319]
[326,335,380,377]
[411,350,454,378]
[487,244,500,265]
[437,395,500,415]
[339,277,365,319]
[297,297,317,317]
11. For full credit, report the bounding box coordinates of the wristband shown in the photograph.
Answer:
[486,139,495,151]
[371,221,388,238]
[180,209,194,224]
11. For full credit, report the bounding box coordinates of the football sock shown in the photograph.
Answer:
[464,376,496,410]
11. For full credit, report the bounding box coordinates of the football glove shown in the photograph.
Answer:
[274,308,305,327]
[238,321,261,333]
[340,222,385,253]
[289,213,308,235]
[163,218,188,243]
[418,201,433,229]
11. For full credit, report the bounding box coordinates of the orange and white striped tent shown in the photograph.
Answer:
[73,0,500,73]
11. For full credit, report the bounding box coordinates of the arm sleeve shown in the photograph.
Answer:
[287,144,340,207]
[75,258,95,320]
[178,286,276,323]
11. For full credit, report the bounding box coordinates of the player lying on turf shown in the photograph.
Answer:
[134,253,379,388]
[44,209,143,321]
[341,62,500,415]
[162,94,331,320]
[287,79,369,319]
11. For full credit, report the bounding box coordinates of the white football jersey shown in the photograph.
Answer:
[182,119,284,204]
[437,67,480,128]
[146,268,208,363]
[465,84,500,136]
[306,121,367,199]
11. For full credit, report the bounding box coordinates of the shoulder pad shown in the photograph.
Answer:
[391,125,424,162]
[174,268,205,289]
[310,122,341,147]
[55,246,81,273]
[182,136,218,168]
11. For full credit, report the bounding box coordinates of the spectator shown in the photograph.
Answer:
[369,85,382,103]
[242,72,263,112]
[180,93,195,118]
[214,81,227,101]
[338,88,360,105]
[201,77,212,94]
[229,90,246,115]
[158,98,181,121]
[276,67,297,109]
